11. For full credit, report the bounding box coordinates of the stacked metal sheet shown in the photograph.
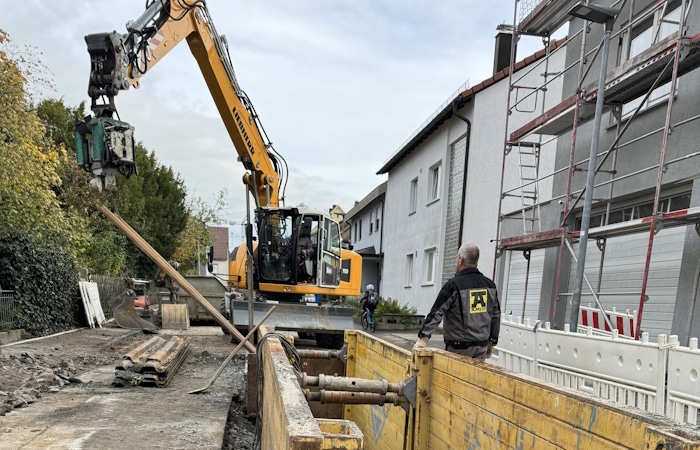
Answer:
[113,335,191,387]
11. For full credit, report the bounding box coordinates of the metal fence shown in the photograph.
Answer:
[0,290,16,331]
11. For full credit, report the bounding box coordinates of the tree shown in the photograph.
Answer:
[34,99,190,277]
[34,97,125,273]
[0,31,73,246]
[172,190,228,275]
[112,145,189,277]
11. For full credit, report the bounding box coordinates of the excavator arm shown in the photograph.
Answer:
[75,0,282,207]
[75,1,362,344]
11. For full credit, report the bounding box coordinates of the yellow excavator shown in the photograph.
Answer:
[74,0,361,348]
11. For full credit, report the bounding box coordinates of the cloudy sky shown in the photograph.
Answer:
[3,0,547,224]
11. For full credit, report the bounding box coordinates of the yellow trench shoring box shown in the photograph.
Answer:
[258,330,700,449]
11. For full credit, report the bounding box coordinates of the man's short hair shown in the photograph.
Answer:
[458,243,479,266]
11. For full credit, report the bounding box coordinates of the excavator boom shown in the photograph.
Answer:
[74,0,361,348]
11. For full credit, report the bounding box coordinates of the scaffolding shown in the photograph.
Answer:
[497,0,700,339]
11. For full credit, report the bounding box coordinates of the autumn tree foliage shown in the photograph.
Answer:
[112,146,189,276]
[0,31,81,335]
[172,192,228,275]
[0,31,73,243]
[2,28,224,296]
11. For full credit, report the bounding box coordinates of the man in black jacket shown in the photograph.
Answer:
[414,243,500,360]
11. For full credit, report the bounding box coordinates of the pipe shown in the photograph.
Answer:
[304,390,400,406]
[570,16,616,333]
[552,11,589,327]
[301,373,404,395]
[97,204,256,353]
[452,101,472,250]
[296,349,343,360]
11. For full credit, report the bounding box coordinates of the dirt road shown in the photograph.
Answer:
[0,325,255,449]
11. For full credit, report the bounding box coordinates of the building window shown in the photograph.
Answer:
[369,211,374,234]
[423,248,436,285]
[620,2,681,118]
[405,253,414,287]
[574,191,690,230]
[353,222,357,242]
[409,178,418,214]
[428,163,441,203]
[359,219,362,240]
[375,206,380,230]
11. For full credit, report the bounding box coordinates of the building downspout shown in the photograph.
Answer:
[379,200,384,291]
[452,100,472,246]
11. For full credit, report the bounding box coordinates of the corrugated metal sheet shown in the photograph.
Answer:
[114,335,191,387]
[565,226,686,340]
[503,248,545,322]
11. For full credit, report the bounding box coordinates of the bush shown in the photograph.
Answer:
[374,297,418,322]
[345,294,418,322]
[0,232,80,336]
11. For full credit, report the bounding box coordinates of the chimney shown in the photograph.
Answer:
[493,24,514,74]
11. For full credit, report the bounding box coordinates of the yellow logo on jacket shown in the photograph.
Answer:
[469,289,488,313]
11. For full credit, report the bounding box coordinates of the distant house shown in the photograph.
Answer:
[377,34,565,316]
[207,226,229,279]
[344,181,386,295]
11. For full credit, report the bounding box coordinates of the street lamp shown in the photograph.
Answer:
[568,2,619,332]
[568,2,619,24]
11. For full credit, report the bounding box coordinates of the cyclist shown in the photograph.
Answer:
[360,284,378,324]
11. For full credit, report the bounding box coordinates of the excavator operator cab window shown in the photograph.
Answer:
[295,215,321,284]
[258,211,294,282]
[320,218,342,287]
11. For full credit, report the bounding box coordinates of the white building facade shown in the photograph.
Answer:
[378,37,565,316]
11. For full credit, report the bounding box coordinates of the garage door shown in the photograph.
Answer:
[565,226,686,340]
[503,248,545,324]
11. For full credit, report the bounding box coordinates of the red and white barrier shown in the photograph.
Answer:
[579,305,637,338]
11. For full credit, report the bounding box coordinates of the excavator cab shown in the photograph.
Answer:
[256,207,341,298]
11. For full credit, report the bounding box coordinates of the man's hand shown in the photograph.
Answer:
[485,343,494,359]
[413,336,429,350]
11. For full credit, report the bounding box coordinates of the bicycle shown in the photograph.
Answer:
[361,309,376,332]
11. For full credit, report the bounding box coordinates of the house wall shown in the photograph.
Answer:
[382,124,455,314]
[350,199,383,257]
[381,45,565,316]
[349,197,384,295]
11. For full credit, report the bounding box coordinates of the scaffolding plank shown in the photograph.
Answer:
[501,206,700,251]
[602,31,700,104]
[501,228,564,250]
[509,95,598,142]
[518,0,579,36]
[509,33,700,144]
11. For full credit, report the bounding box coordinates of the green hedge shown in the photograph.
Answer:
[0,232,80,336]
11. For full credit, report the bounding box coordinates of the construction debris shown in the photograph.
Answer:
[0,352,83,416]
[113,335,190,387]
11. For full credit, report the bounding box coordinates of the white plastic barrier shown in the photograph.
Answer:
[495,315,538,377]
[536,323,667,415]
[667,337,700,425]
[495,315,689,420]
